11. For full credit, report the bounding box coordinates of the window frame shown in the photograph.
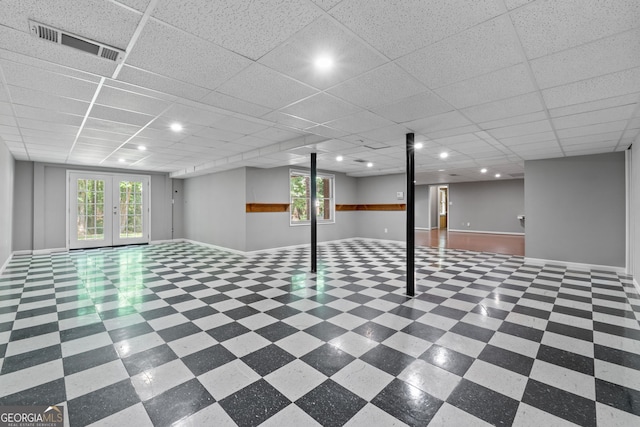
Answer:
[289,169,336,226]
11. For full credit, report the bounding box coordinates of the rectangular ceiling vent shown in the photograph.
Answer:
[28,20,124,62]
[509,173,525,178]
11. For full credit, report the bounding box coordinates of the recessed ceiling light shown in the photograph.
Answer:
[439,152,449,159]
[367,162,373,168]
[138,145,146,151]
[438,169,445,172]
[118,158,125,163]
[170,123,183,132]
[336,155,343,162]
[495,173,501,178]
[415,142,423,149]
[481,168,487,173]
[314,55,334,72]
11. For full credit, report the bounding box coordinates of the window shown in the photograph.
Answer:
[290,170,335,225]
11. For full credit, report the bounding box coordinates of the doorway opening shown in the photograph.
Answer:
[67,171,150,249]
[438,185,448,230]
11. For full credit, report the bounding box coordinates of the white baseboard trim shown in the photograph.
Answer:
[524,257,626,274]
[633,278,640,296]
[150,239,186,245]
[415,227,430,231]
[13,250,32,256]
[449,229,525,236]
[33,247,68,256]
[181,239,248,256]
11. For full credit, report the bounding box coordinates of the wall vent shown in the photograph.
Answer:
[509,172,525,178]
[29,20,124,62]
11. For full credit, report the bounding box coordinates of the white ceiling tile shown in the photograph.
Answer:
[261,112,317,131]
[0,114,16,127]
[158,104,228,128]
[95,85,172,116]
[7,86,89,116]
[117,66,210,101]
[548,93,640,118]
[328,63,426,109]
[542,67,640,109]
[563,142,618,154]
[330,0,504,59]
[127,20,252,91]
[212,116,270,135]
[153,0,322,60]
[509,141,562,152]
[1,60,98,101]
[397,15,521,89]
[552,105,636,130]
[356,124,411,144]
[305,125,349,139]
[79,127,132,143]
[498,131,557,146]
[193,126,244,143]
[17,118,78,135]
[216,63,318,110]
[251,127,306,143]
[460,92,543,123]
[623,128,640,140]
[488,120,553,139]
[114,0,149,12]
[531,28,640,89]
[480,111,548,130]
[425,125,482,140]
[434,64,536,109]
[199,91,273,117]
[511,0,640,59]
[310,0,343,11]
[231,135,276,148]
[13,105,83,126]
[370,92,453,124]
[279,93,360,124]
[560,131,623,146]
[259,16,386,90]
[505,0,534,10]
[324,111,395,134]
[556,120,628,139]
[89,104,153,127]
[83,117,142,136]
[405,111,472,134]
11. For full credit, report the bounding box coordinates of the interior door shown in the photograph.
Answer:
[69,172,150,249]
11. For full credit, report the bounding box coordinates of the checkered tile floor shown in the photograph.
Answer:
[1,240,639,426]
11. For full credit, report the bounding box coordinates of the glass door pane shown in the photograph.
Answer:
[112,175,149,246]
[69,173,113,249]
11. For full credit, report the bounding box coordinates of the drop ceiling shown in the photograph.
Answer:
[0,0,638,184]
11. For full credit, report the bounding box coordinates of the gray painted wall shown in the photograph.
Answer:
[415,185,429,228]
[183,167,247,251]
[632,144,639,279]
[0,142,14,268]
[13,161,33,251]
[355,173,406,241]
[449,179,524,234]
[525,152,626,267]
[429,186,438,229]
[245,166,358,251]
[14,162,173,251]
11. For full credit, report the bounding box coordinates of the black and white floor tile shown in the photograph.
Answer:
[0,240,639,426]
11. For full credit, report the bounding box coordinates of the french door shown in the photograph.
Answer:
[68,172,150,249]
